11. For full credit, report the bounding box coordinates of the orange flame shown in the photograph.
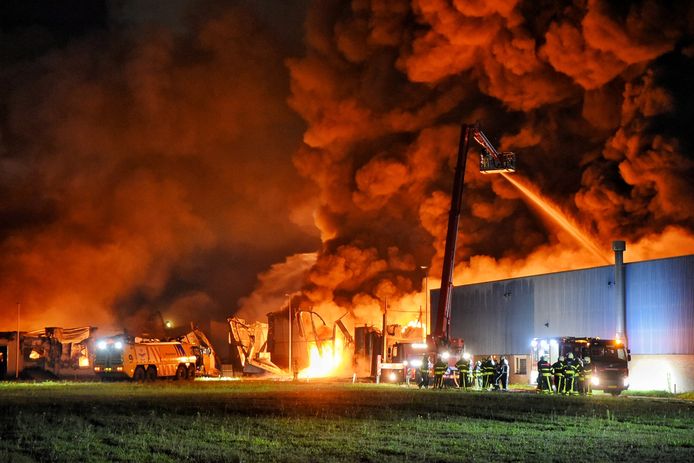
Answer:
[298,337,345,378]
[401,319,422,335]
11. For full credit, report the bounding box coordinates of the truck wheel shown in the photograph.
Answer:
[175,364,187,380]
[146,366,157,382]
[610,390,622,396]
[133,366,146,383]
[186,365,196,380]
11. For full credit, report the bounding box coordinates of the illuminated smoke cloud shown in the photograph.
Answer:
[0,6,318,331]
[287,0,694,326]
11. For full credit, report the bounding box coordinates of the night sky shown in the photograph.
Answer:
[1,1,693,334]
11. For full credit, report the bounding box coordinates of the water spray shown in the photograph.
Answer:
[501,173,611,264]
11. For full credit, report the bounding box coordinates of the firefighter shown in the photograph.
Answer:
[433,356,447,389]
[538,355,553,393]
[552,355,565,394]
[455,355,472,389]
[418,354,430,389]
[575,356,585,393]
[497,356,509,391]
[580,356,593,395]
[564,352,578,395]
[475,360,483,389]
[482,356,496,390]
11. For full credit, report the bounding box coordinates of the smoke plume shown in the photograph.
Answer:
[284,0,694,328]
[0,4,318,331]
[3,1,693,336]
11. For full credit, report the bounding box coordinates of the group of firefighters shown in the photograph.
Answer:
[414,351,594,395]
[538,352,593,395]
[416,354,510,391]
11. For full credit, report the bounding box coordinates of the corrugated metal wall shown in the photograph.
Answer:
[627,255,694,354]
[433,254,694,355]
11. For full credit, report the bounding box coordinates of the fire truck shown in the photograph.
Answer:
[379,341,429,383]
[93,335,197,381]
[530,337,631,395]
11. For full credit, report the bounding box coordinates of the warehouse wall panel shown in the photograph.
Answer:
[435,254,694,356]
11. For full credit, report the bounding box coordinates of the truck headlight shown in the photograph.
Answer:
[114,341,123,350]
[388,372,397,382]
[591,376,600,386]
[441,352,450,360]
[97,341,107,350]
[623,377,629,387]
[410,359,422,368]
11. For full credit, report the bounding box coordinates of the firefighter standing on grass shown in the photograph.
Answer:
[433,356,447,389]
[455,355,471,389]
[552,356,566,394]
[580,357,593,395]
[482,356,495,390]
[538,355,553,393]
[418,354,430,389]
[475,361,483,388]
[564,352,579,395]
[496,357,509,391]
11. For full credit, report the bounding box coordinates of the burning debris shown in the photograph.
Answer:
[0,326,96,379]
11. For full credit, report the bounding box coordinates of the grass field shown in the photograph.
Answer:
[1,381,693,462]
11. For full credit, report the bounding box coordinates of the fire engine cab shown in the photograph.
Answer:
[530,337,631,395]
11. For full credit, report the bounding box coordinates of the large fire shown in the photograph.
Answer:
[298,337,346,379]
[2,2,693,378]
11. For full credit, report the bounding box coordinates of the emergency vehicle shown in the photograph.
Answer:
[379,341,429,383]
[530,337,631,395]
[93,335,197,381]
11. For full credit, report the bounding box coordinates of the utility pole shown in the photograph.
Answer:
[285,293,293,375]
[420,266,429,342]
[16,302,20,379]
[382,297,388,361]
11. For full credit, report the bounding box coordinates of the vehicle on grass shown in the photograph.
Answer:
[93,335,197,381]
[379,341,430,384]
[531,336,631,395]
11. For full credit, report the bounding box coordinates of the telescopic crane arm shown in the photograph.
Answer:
[431,123,515,350]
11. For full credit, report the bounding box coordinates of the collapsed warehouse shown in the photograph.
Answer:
[0,326,96,379]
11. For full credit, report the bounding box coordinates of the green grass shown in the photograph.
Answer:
[1,381,693,462]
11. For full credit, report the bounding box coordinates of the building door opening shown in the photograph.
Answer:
[0,346,7,379]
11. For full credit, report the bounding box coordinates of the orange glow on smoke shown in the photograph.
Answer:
[501,173,611,264]
[298,337,345,379]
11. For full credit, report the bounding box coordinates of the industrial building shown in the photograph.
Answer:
[431,252,694,392]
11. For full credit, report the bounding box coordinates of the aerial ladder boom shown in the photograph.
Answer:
[431,123,515,351]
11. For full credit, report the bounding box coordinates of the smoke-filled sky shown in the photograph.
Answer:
[2,0,694,333]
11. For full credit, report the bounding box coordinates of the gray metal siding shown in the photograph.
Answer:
[438,254,694,355]
[533,267,615,339]
[626,255,694,354]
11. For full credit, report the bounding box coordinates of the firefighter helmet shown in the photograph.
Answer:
[567,352,574,359]
[559,356,565,362]
[584,356,591,364]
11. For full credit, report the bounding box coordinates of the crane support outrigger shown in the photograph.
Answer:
[430,123,516,353]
